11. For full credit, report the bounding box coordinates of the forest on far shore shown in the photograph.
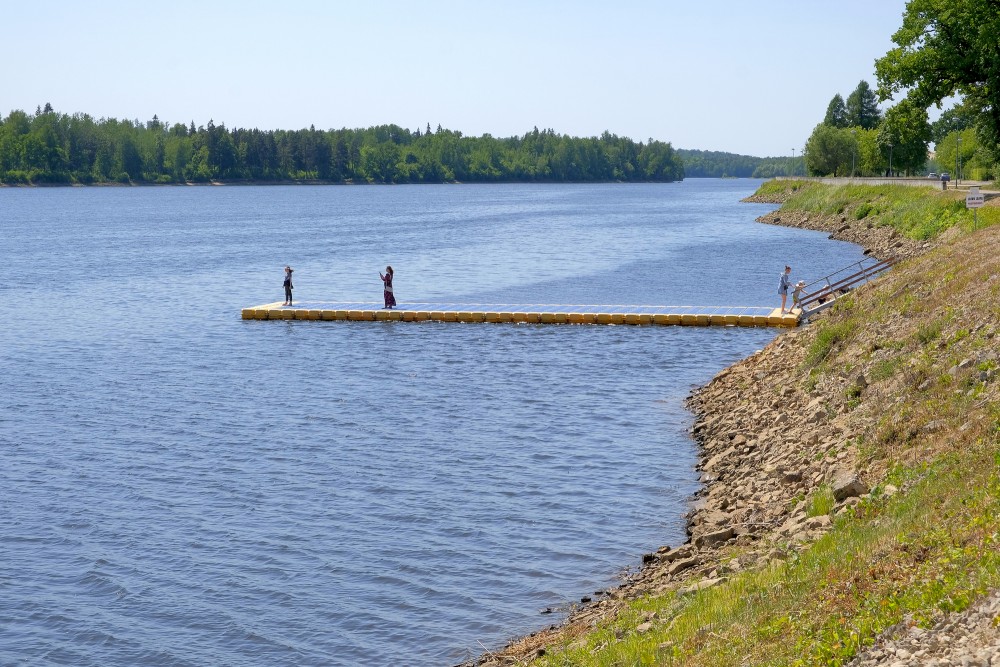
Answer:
[675,149,804,179]
[0,105,685,185]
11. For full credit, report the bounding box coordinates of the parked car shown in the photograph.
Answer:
[928,172,938,178]
[941,172,951,181]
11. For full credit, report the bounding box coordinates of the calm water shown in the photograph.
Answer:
[0,181,865,666]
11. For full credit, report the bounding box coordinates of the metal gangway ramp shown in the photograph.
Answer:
[797,256,897,319]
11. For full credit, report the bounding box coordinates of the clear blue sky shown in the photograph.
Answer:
[2,0,911,157]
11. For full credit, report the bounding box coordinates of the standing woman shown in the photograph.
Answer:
[283,266,294,306]
[379,266,396,309]
[777,265,791,313]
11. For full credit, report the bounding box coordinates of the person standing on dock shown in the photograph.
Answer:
[792,280,806,311]
[778,265,791,313]
[283,266,294,306]
[380,266,396,309]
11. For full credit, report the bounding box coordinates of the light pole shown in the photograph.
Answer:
[791,147,795,177]
[888,141,893,177]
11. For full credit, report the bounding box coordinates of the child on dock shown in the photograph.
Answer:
[792,280,805,311]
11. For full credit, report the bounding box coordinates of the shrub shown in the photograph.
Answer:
[805,320,857,368]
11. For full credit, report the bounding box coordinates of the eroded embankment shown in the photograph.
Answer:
[467,190,999,666]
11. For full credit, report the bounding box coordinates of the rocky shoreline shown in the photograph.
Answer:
[465,192,999,666]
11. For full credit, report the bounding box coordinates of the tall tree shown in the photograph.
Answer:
[805,123,854,176]
[877,98,931,176]
[845,80,882,129]
[875,0,1000,163]
[823,94,848,128]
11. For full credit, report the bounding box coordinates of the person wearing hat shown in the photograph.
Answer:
[792,280,806,311]
[283,266,294,306]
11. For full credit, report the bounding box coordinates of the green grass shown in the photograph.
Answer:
[518,191,1000,667]
[804,319,858,369]
[807,486,836,517]
[751,181,1000,240]
[536,443,1000,667]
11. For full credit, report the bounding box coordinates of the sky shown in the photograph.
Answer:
[2,0,914,157]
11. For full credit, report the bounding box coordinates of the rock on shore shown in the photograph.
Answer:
[462,191,999,667]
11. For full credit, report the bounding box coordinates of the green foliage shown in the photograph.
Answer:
[935,128,991,181]
[804,319,858,368]
[845,81,882,130]
[877,98,931,176]
[0,108,684,185]
[757,182,976,240]
[915,320,944,345]
[537,448,1000,667]
[876,0,1000,166]
[931,104,977,145]
[807,486,836,517]
[674,149,802,178]
[855,127,884,176]
[824,94,848,128]
[805,124,855,176]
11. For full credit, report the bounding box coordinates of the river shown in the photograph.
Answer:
[0,180,865,666]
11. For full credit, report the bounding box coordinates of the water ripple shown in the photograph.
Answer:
[0,181,867,666]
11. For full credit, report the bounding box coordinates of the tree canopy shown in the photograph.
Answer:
[805,75,930,176]
[0,107,684,185]
[674,149,803,178]
[875,0,1000,164]
[845,80,882,130]
[823,95,848,128]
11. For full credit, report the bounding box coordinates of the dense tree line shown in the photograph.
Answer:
[675,149,804,179]
[0,106,683,185]
[805,0,1000,181]
[876,0,998,181]
[804,79,933,177]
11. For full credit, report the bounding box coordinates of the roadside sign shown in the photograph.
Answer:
[966,187,985,209]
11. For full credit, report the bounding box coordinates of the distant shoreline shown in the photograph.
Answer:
[0,178,694,188]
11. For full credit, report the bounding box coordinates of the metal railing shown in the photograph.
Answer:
[796,256,897,315]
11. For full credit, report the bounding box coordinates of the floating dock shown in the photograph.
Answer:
[241,302,800,327]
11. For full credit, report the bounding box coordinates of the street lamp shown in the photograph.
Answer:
[791,147,795,177]
[888,141,893,177]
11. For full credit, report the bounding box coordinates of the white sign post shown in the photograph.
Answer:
[966,187,984,229]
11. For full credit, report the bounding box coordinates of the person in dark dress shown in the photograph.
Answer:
[379,266,396,309]
[283,266,294,306]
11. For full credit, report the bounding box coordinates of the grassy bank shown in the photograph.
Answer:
[518,183,999,666]
[752,179,1000,240]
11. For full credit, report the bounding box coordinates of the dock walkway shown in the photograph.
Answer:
[241,302,800,328]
